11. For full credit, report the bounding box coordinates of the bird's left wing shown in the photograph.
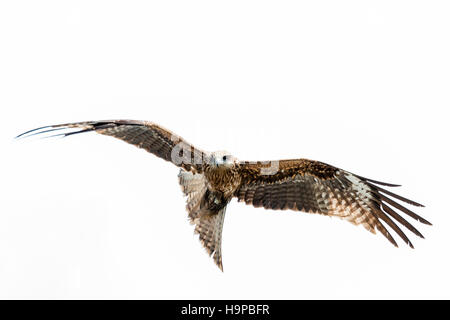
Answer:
[235,159,430,248]
[17,120,208,172]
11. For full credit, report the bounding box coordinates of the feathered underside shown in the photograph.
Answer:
[236,159,430,248]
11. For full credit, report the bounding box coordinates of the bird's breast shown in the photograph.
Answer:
[204,166,241,197]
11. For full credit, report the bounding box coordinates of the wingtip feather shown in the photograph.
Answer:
[16,125,53,139]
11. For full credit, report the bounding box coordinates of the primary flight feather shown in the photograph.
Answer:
[17,120,430,271]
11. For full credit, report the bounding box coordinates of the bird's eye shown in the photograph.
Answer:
[222,155,227,161]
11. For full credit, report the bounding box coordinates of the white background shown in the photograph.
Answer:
[0,1,449,299]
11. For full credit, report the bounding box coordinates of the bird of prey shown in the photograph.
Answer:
[17,120,430,271]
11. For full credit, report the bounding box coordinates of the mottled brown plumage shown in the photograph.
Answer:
[18,119,430,271]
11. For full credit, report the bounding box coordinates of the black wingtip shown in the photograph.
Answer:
[356,175,402,187]
[15,125,53,139]
[369,183,426,208]
[412,214,432,226]
[16,124,100,141]
[16,127,71,140]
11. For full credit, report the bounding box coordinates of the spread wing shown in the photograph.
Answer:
[17,120,208,172]
[236,159,430,248]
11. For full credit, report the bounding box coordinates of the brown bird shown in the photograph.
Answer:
[17,120,430,271]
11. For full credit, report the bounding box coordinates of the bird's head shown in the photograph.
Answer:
[209,151,238,169]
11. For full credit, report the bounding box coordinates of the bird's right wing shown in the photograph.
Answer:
[17,120,209,173]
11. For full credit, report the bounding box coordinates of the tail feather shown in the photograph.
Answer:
[178,169,227,271]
